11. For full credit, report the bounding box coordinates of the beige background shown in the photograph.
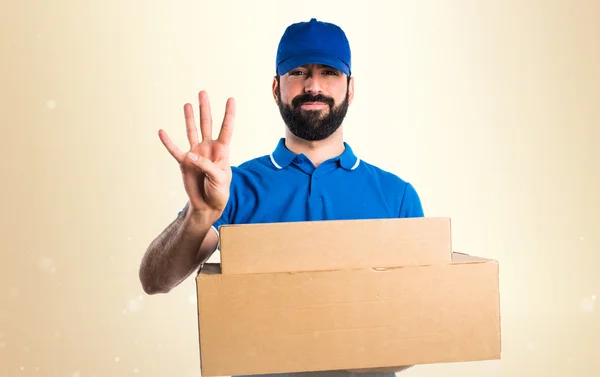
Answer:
[1,0,599,376]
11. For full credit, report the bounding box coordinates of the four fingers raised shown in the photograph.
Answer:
[160,91,235,163]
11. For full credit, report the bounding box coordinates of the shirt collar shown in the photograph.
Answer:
[269,138,361,171]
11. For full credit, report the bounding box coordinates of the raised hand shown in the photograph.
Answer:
[158,91,235,223]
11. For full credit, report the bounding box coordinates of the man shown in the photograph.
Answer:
[139,18,422,377]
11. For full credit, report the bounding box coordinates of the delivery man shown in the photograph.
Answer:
[139,18,422,377]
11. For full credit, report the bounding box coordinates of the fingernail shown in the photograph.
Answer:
[188,153,198,161]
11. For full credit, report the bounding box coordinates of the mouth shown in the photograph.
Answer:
[299,102,328,110]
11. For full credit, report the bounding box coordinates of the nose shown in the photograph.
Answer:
[304,74,323,94]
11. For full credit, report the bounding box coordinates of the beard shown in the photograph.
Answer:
[277,89,349,141]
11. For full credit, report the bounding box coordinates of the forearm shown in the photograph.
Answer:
[139,207,214,294]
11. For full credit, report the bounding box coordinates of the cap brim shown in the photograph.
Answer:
[277,51,350,76]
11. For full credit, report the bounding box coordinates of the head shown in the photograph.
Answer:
[272,18,355,142]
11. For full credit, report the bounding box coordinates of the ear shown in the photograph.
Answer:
[272,76,279,104]
[347,75,355,105]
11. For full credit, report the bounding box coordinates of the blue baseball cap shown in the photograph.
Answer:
[276,18,352,77]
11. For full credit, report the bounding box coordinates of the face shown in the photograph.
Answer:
[273,64,354,141]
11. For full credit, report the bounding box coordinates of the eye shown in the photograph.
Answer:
[323,70,339,76]
[289,70,306,76]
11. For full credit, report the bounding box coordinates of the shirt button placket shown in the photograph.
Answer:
[307,172,321,219]
[308,172,315,196]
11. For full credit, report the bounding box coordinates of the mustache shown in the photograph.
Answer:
[291,94,335,108]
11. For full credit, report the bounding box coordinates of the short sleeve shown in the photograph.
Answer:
[398,182,424,218]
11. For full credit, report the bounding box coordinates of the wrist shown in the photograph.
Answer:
[184,207,219,230]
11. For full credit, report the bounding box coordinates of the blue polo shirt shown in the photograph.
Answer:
[208,138,424,238]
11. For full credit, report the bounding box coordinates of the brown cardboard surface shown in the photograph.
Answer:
[195,253,501,377]
[218,217,452,274]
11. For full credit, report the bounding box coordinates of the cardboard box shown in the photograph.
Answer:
[195,252,501,377]
[218,217,453,275]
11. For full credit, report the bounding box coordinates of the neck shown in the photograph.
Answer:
[284,128,345,167]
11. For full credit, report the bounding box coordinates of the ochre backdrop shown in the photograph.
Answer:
[1,1,598,376]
